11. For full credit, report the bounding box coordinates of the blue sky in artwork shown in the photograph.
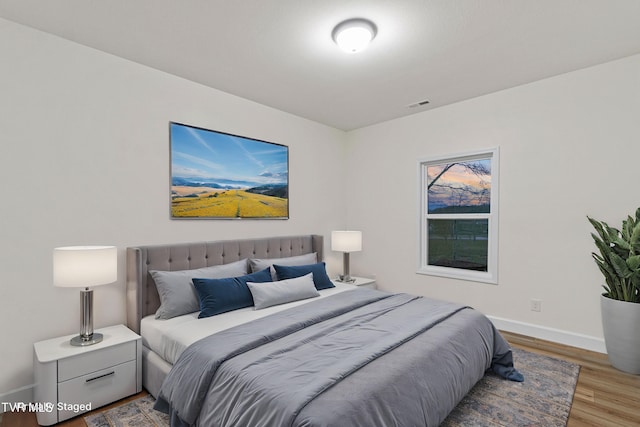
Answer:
[170,123,288,186]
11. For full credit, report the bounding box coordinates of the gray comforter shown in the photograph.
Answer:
[155,289,521,427]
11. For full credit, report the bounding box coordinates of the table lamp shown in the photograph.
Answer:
[331,231,362,283]
[53,246,117,346]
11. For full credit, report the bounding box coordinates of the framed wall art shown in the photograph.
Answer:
[170,122,289,219]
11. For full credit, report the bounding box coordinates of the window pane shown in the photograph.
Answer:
[426,159,491,214]
[427,219,488,272]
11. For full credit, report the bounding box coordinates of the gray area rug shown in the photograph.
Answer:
[85,348,579,427]
[442,348,580,426]
[84,394,168,427]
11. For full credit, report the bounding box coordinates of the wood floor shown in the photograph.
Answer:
[503,331,640,427]
[3,332,639,426]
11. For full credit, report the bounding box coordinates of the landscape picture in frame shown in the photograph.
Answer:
[170,122,289,219]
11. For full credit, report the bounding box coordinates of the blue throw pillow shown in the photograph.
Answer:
[273,262,335,290]
[192,268,272,318]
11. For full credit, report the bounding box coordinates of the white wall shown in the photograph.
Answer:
[346,53,640,349]
[3,13,640,405]
[0,18,347,400]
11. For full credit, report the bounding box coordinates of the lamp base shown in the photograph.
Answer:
[336,275,355,284]
[70,332,103,347]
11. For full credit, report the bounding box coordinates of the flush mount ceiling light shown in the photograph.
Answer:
[332,18,377,53]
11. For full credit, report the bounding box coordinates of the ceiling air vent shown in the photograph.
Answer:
[407,99,430,108]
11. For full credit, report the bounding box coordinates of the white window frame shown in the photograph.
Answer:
[417,147,499,284]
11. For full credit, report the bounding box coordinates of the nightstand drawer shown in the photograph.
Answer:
[58,341,136,381]
[58,360,137,421]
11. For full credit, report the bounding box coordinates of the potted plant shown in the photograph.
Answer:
[588,208,640,374]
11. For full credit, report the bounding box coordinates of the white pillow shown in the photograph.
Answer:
[249,252,317,280]
[247,273,320,310]
[150,259,248,319]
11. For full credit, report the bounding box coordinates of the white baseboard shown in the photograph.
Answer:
[0,384,33,414]
[488,316,607,354]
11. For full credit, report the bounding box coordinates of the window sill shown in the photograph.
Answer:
[416,266,497,285]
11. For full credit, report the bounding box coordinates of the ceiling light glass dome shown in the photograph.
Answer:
[332,18,377,53]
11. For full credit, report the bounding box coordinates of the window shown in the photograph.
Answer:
[418,148,499,284]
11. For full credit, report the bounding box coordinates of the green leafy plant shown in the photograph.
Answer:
[588,208,640,303]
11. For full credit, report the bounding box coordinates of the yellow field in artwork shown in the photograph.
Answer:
[171,189,288,218]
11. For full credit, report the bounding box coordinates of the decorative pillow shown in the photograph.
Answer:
[247,273,320,310]
[192,268,272,318]
[249,252,318,280]
[273,262,335,290]
[150,259,249,320]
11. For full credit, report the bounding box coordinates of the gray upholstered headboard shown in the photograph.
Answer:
[126,235,323,333]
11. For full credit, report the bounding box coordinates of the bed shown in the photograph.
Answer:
[126,234,521,427]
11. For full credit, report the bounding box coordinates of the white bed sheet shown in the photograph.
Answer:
[141,282,356,365]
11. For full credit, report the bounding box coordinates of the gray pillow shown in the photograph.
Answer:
[249,252,317,279]
[247,273,320,310]
[150,259,248,319]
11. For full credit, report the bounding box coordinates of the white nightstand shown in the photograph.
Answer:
[33,324,142,426]
[348,276,377,290]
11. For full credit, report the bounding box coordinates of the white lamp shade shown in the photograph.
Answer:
[53,246,117,287]
[332,19,377,53]
[331,231,362,252]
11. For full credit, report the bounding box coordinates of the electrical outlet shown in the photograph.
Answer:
[531,299,542,312]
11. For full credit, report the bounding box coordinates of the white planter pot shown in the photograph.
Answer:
[601,294,640,375]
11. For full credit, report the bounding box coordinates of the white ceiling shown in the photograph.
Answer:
[2,0,640,131]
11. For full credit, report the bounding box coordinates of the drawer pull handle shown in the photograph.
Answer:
[86,371,115,383]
